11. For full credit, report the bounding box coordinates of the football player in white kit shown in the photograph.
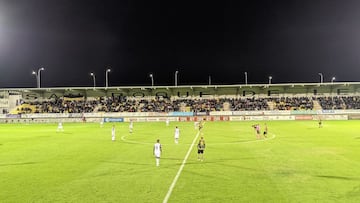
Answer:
[100,119,104,128]
[129,121,133,134]
[153,139,162,166]
[174,126,180,144]
[165,118,170,126]
[111,125,116,141]
[57,121,64,132]
[194,121,199,130]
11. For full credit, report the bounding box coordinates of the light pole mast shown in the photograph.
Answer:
[244,72,248,85]
[149,74,154,86]
[318,73,323,84]
[32,67,45,88]
[105,68,111,88]
[175,71,179,86]
[90,72,96,89]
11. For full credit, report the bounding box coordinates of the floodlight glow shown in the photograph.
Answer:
[331,77,336,83]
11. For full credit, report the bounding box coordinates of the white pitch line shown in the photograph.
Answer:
[163,131,201,203]
[121,133,276,145]
[121,135,153,145]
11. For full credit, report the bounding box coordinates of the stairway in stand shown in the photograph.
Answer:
[312,100,323,110]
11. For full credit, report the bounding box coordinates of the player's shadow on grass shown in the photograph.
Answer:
[220,139,255,143]
[213,162,259,172]
[56,132,73,135]
[182,170,218,179]
[91,166,152,177]
[315,175,360,181]
[34,135,52,139]
[185,158,259,171]
[0,161,39,167]
[100,160,152,166]
[161,157,183,161]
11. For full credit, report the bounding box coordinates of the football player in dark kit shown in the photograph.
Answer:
[197,137,206,161]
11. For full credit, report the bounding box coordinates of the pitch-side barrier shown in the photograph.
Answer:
[1,110,359,123]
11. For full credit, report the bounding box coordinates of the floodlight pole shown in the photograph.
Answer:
[318,73,323,84]
[208,75,211,85]
[38,67,45,88]
[244,72,248,85]
[175,71,179,86]
[105,68,111,88]
[268,76,272,84]
[90,72,96,88]
[32,67,45,88]
[149,73,154,86]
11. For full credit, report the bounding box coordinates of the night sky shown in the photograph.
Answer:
[1,0,360,88]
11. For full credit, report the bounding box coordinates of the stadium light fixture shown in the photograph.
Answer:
[175,71,179,86]
[318,73,323,83]
[90,72,96,88]
[32,71,37,88]
[32,67,45,88]
[244,72,248,85]
[105,68,111,88]
[268,76,272,84]
[149,73,154,86]
[331,77,336,83]
[38,67,45,88]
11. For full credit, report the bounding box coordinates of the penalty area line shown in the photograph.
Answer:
[163,131,201,203]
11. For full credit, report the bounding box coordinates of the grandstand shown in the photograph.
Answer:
[1,82,360,122]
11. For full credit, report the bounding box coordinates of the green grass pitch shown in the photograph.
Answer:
[0,120,360,202]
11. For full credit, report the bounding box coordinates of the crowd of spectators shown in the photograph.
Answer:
[342,96,360,109]
[317,96,360,110]
[18,96,360,113]
[98,97,137,112]
[23,97,270,113]
[230,98,269,111]
[175,99,224,112]
[272,97,314,110]
[317,97,344,110]
[138,99,178,112]
[29,99,97,113]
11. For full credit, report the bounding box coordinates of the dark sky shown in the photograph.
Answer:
[1,0,360,88]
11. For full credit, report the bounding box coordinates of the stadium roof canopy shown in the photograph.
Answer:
[1,82,360,100]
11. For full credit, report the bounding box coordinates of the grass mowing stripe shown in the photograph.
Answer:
[163,131,200,203]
